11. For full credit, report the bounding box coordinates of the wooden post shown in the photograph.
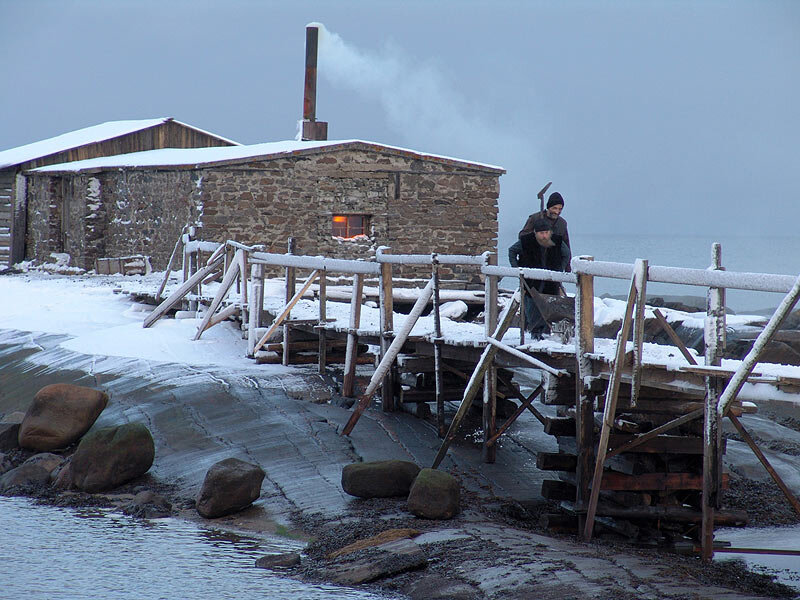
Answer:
[283,237,296,366]
[583,258,644,541]
[518,272,526,346]
[631,260,648,405]
[342,273,364,397]
[379,249,395,412]
[702,243,725,561]
[483,253,499,462]
[574,256,595,532]
[432,255,446,437]
[248,263,265,357]
[318,269,327,374]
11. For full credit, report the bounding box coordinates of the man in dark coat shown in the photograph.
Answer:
[508,218,571,337]
[520,192,571,263]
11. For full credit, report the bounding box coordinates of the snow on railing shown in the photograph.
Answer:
[249,251,381,275]
[571,257,798,293]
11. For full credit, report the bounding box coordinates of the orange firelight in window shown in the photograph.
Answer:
[332,215,367,238]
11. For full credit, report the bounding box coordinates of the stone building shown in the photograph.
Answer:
[0,118,238,266]
[25,139,504,281]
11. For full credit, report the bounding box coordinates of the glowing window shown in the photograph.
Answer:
[332,215,368,238]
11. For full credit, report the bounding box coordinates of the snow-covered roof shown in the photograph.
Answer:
[28,139,506,174]
[0,118,240,170]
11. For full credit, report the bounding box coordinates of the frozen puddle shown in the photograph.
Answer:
[715,525,800,591]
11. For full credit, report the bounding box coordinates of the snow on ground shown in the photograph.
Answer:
[2,270,800,391]
[0,272,258,369]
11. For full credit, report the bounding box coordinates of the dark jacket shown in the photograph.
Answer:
[508,232,569,296]
[520,211,571,250]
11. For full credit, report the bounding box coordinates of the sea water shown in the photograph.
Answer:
[0,496,396,600]
[502,233,800,314]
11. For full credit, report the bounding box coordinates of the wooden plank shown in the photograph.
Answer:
[600,471,729,492]
[143,256,223,328]
[584,260,642,541]
[342,278,435,436]
[537,452,577,471]
[605,408,704,458]
[575,262,595,534]
[561,501,747,525]
[543,416,576,437]
[485,336,568,377]
[541,479,577,501]
[653,308,698,365]
[193,249,242,340]
[342,273,365,397]
[252,270,320,354]
[205,304,238,330]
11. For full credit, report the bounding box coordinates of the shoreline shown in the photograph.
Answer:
[2,330,800,598]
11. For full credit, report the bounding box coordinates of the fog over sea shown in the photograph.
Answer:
[503,233,800,315]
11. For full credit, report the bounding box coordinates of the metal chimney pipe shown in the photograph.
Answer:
[303,25,318,122]
[301,24,328,141]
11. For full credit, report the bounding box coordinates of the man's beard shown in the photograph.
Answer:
[537,238,555,248]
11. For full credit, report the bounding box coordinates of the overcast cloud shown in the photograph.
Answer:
[1,0,798,251]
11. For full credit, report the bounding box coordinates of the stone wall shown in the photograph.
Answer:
[24,146,500,280]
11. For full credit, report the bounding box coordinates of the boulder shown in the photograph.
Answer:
[0,463,51,493]
[196,458,265,518]
[341,460,421,498]
[407,468,460,519]
[255,553,301,569]
[70,422,155,492]
[0,452,14,475]
[18,384,108,451]
[324,538,427,585]
[0,411,25,451]
[52,459,73,489]
[23,452,64,475]
[125,489,172,518]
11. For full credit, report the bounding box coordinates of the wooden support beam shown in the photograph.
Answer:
[728,413,800,517]
[431,291,521,468]
[631,260,648,405]
[283,238,296,366]
[496,371,547,425]
[605,408,704,459]
[205,304,238,330]
[318,271,327,374]
[341,278,434,436]
[484,337,568,377]
[653,308,698,365]
[575,256,595,533]
[432,256,446,438]
[143,256,223,328]
[485,384,544,446]
[247,263,264,357]
[156,235,183,302]
[194,249,243,340]
[342,273,365,397]
[483,254,499,462]
[252,270,320,354]
[702,243,726,562]
[379,251,395,411]
[583,259,643,541]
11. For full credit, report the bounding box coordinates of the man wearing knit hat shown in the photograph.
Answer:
[508,218,570,337]
[519,191,571,259]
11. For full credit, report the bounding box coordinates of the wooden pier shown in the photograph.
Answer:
[135,235,800,560]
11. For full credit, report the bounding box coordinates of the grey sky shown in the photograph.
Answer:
[1,0,798,252]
